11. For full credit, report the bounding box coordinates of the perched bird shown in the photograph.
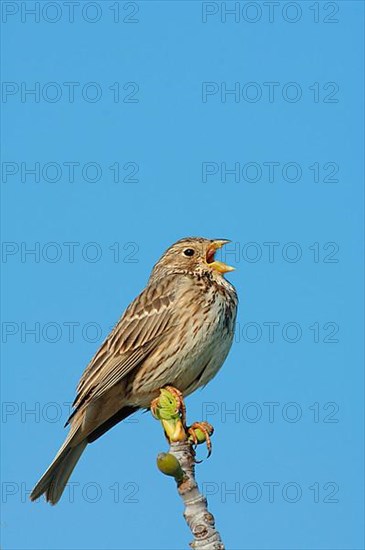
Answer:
[30,237,238,504]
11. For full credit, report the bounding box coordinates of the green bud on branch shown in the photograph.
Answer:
[156,452,185,482]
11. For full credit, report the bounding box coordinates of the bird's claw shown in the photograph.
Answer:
[150,396,160,420]
[188,421,214,459]
[151,388,214,456]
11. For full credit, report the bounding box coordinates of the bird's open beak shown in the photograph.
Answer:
[205,240,235,274]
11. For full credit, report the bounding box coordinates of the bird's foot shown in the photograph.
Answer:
[150,396,161,420]
[163,385,186,426]
[151,387,215,458]
[150,386,186,442]
[188,421,214,459]
[151,386,185,422]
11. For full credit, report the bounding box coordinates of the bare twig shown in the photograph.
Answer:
[152,388,225,549]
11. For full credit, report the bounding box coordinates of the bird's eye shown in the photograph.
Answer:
[183,248,195,257]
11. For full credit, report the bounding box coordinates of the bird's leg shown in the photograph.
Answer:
[150,387,186,442]
[150,386,186,425]
[151,387,214,457]
[150,395,161,420]
[187,421,214,458]
[163,385,186,427]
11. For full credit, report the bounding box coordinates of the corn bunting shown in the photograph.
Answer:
[30,237,238,504]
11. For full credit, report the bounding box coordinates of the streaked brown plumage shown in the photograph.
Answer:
[30,237,238,504]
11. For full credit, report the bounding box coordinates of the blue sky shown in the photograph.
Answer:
[1,1,364,549]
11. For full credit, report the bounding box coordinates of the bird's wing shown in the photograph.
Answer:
[68,276,178,420]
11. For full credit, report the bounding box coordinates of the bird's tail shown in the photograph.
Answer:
[30,439,87,505]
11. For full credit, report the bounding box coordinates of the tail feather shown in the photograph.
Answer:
[30,440,87,505]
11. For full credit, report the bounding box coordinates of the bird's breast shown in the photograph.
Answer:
[129,278,237,406]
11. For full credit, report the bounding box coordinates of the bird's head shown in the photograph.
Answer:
[149,237,235,281]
